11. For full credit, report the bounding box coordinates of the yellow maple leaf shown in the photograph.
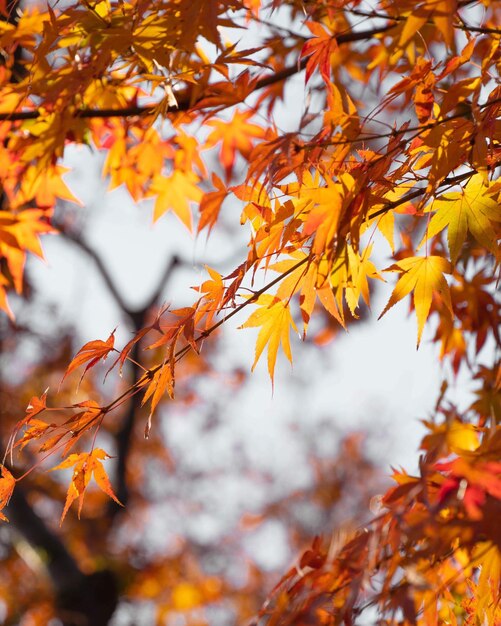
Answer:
[421,174,501,264]
[149,171,203,229]
[16,165,81,208]
[380,255,452,346]
[344,244,383,317]
[398,10,429,50]
[272,253,345,336]
[241,294,297,384]
[397,1,456,50]
[430,0,457,48]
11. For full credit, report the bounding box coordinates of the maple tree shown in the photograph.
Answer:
[0,0,500,624]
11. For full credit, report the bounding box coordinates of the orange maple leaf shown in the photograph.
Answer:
[193,265,226,330]
[300,22,338,84]
[51,448,122,523]
[0,465,15,522]
[205,110,265,181]
[198,173,228,233]
[62,331,116,387]
[141,363,175,438]
[7,391,49,459]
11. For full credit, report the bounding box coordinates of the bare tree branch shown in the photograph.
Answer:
[110,339,142,512]
[139,253,181,316]
[61,230,132,318]
[110,254,183,514]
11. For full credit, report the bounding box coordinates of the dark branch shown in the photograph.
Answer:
[139,253,181,315]
[61,230,132,319]
[108,255,183,514]
[8,482,82,590]
[7,479,119,624]
[62,228,186,328]
[110,339,142,512]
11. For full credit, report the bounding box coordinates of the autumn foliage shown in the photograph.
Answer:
[0,0,500,624]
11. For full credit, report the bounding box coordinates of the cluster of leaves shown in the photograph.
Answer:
[0,0,500,623]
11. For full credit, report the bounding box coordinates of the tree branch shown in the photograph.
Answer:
[63,230,189,329]
[61,230,133,319]
[109,255,183,514]
[6,475,119,624]
[135,253,181,320]
[367,163,501,220]
[55,210,192,514]
[8,482,82,591]
[110,339,142,513]
[0,24,396,123]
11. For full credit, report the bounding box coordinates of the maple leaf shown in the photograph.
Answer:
[0,209,54,299]
[193,265,226,329]
[436,458,501,520]
[15,418,51,452]
[0,465,15,522]
[7,391,49,459]
[2,209,54,260]
[396,1,456,52]
[380,256,452,346]
[344,244,383,318]
[300,171,357,255]
[430,0,457,48]
[300,22,338,84]
[146,306,198,352]
[149,171,203,229]
[175,0,226,49]
[141,363,174,438]
[273,254,345,335]
[198,173,228,233]
[471,542,501,622]
[18,390,48,426]
[397,10,430,50]
[421,174,501,264]
[63,400,102,436]
[15,165,81,208]
[421,419,480,455]
[205,110,265,181]
[240,294,297,384]
[411,119,473,191]
[51,448,121,523]
[62,331,115,386]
